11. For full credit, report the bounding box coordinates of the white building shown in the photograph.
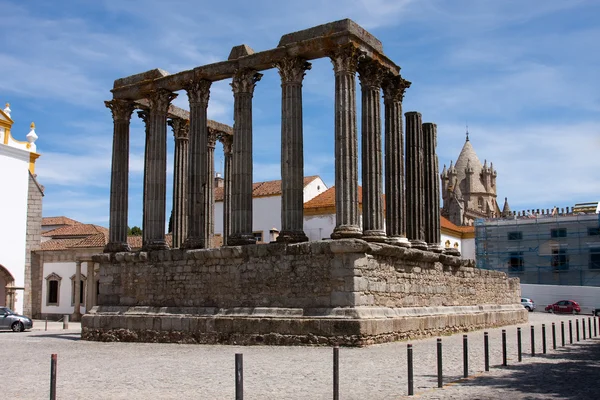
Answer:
[0,103,42,315]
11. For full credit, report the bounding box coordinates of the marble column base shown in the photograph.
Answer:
[444,248,461,257]
[362,230,387,243]
[182,236,205,250]
[386,236,412,248]
[228,233,257,246]
[428,243,444,253]
[331,225,363,239]
[70,311,82,323]
[142,240,170,251]
[276,230,309,244]
[104,241,131,253]
[409,240,428,251]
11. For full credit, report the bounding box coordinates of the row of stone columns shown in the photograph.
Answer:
[105,46,443,253]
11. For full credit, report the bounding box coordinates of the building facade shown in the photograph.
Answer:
[0,103,42,315]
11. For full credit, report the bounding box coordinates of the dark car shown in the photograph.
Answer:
[545,300,581,314]
[0,307,33,332]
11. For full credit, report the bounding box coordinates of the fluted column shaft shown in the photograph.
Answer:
[205,130,218,248]
[228,69,262,245]
[405,111,427,250]
[138,110,150,236]
[276,57,311,243]
[423,123,441,250]
[142,89,177,251]
[358,61,386,242]
[330,46,362,239]
[104,99,135,253]
[383,76,411,247]
[222,136,233,245]
[85,261,94,311]
[168,117,189,248]
[183,79,211,249]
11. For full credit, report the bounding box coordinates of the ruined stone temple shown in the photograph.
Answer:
[82,19,526,346]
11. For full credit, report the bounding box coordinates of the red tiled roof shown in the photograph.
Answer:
[304,186,364,209]
[42,216,82,226]
[440,216,475,234]
[42,224,109,237]
[215,176,320,201]
[40,238,87,251]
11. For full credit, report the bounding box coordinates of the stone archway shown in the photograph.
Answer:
[0,264,16,309]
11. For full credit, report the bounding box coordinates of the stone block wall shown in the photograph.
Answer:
[23,172,43,317]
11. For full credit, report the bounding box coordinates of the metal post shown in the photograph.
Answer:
[333,346,339,400]
[595,317,597,337]
[235,353,243,400]
[407,344,414,396]
[484,332,489,372]
[530,325,535,356]
[63,314,69,330]
[561,321,565,346]
[576,319,580,342]
[542,324,547,354]
[50,354,57,400]
[517,327,522,362]
[45,318,48,332]
[437,338,443,388]
[583,319,586,340]
[552,322,556,350]
[502,329,507,366]
[588,317,592,339]
[463,335,468,378]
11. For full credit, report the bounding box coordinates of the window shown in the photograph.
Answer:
[253,231,264,243]
[70,274,87,305]
[550,228,567,238]
[507,231,522,240]
[588,227,600,236]
[45,273,62,306]
[590,248,600,270]
[509,252,524,272]
[478,197,484,210]
[552,248,569,271]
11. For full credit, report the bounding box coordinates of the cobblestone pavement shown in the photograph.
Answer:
[2,313,599,399]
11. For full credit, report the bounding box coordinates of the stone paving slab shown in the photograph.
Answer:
[2,313,598,399]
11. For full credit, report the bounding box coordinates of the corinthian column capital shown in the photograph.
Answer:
[330,45,364,74]
[382,75,412,102]
[185,79,212,105]
[231,69,263,95]
[220,134,233,154]
[207,128,219,149]
[358,60,386,90]
[275,57,312,85]
[168,117,189,140]
[105,99,135,122]
[147,88,177,115]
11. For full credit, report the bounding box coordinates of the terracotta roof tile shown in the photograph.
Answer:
[440,216,475,233]
[42,216,82,226]
[69,233,107,248]
[41,238,87,251]
[42,224,109,237]
[304,186,364,209]
[215,176,320,201]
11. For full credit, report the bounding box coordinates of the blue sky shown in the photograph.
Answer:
[2,0,599,228]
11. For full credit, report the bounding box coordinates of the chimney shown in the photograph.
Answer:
[214,172,224,188]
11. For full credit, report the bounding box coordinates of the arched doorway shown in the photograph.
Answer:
[0,264,16,309]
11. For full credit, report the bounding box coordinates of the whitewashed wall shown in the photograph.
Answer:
[303,177,327,202]
[41,261,87,315]
[0,145,30,314]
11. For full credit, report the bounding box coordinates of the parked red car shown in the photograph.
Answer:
[545,300,581,314]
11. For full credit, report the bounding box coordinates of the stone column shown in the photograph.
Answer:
[330,45,363,239]
[358,60,386,242]
[104,99,135,253]
[405,111,428,250]
[275,57,311,243]
[183,79,211,249]
[205,129,218,248]
[382,75,411,247]
[142,89,177,251]
[73,260,81,321]
[168,117,189,248]
[85,261,94,312]
[92,263,98,307]
[423,122,442,252]
[228,69,262,245]
[221,135,233,246]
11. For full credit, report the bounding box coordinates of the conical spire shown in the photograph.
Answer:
[502,197,511,217]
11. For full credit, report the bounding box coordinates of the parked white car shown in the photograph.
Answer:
[0,307,33,332]
[521,297,536,312]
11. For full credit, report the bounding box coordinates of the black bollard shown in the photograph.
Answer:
[552,322,556,350]
[583,319,586,340]
[50,354,57,400]
[531,325,535,356]
[595,317,597,337]
[463,335,469,378]
[517,327,522,362]
[407,344,414,396]
[561,321,565,346]
[502,329,507,366]
[542,324,547,354]
[588,317,592,339]
[333,346,339,400]
[437,338,443,388]
[484,332,489,372]
[235,353,243,400]
[569,320,573,344]
[576,319,580,342]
